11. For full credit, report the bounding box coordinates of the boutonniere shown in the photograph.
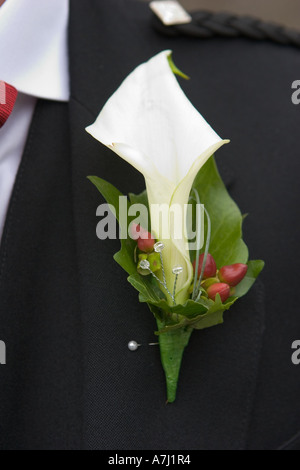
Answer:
[86,51,264,402]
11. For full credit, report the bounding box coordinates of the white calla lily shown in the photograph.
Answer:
[86,50,229,305]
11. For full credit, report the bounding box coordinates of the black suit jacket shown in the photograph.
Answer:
[0,0,299,450]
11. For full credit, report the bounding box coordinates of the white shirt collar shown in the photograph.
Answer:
[0,0,69,102]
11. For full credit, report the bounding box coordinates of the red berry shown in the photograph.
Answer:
[219,264,248,287]
[207,283,230,303]
[131,223,155,252]
[137,231,155,252]
[192,253,217,279]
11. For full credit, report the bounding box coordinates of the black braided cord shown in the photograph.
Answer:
[152,10,300,48]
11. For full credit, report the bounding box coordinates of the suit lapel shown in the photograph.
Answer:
[69,0,265,449]
[0,99,82,449]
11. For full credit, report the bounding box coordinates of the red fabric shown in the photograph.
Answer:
[0,81,18,128]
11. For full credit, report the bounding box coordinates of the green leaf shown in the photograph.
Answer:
[234,260,265,297]
[142,296,208,317]
[156,321,193,403]
[88,176,137,275]
[128,273,165,304]
[88,176,123,223]
[147,303,164,323]
[191,294,237,330]
[156,295,237,334]
[191,157,249,268]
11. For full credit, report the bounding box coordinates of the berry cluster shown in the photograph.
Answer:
[133,224,248,304]
[131,224,161,275]
[193,254,248,302]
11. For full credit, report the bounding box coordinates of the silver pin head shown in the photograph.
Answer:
[172,266,184,275]
[150,1,192,26]
[128,341,140,351]
[139,259,150,270]
[154,241,165,253]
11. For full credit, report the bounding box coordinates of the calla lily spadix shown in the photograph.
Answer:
[86,50,229,305]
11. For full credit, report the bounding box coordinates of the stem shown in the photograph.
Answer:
[191,190,202,300]
[157,320,193,403]
[195,207,212,301]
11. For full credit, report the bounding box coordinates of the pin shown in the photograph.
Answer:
[172,265,183,304]
[128,341,159,351]
[128,341,141,351]
[139,243,184,305]
[172,266,184,275]
[139,259,150,271]
[154,241,164,253]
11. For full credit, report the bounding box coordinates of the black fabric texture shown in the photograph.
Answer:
[0,0,299,450]
[0,101,83,449]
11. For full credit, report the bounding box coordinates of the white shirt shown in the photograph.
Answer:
[0,0,69,239]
